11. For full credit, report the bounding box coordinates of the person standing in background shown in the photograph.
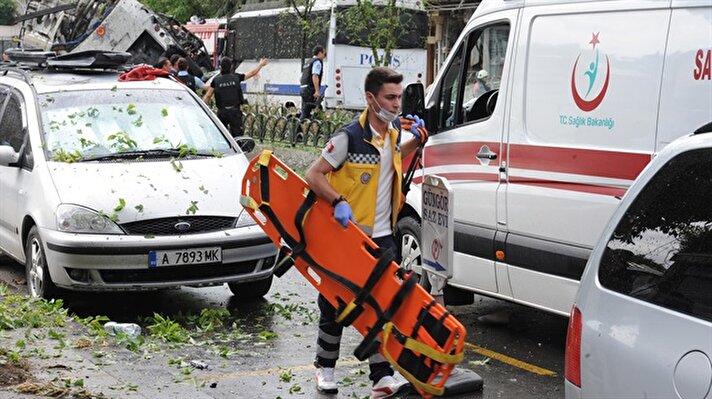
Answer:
[299,45,326,120]
[203,57,268,137]
[176,58,204,93]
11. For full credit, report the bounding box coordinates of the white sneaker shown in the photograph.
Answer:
[371,374,409,399]
[315,367,338,394]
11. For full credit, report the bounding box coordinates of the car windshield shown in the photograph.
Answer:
[38,89,235,162]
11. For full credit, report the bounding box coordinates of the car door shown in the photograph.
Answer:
[0,87,31,259]
[423,10,517,293]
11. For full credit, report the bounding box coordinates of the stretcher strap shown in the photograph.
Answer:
[259,159,271,205]
[336,248,395,326]
[253,160,386,320]
[291,190,317,259]
[382,322,463,396]
[382,323,445,397]
[354,272,419,360]
[405,299,453,384]
[411,300,438,340]
[388,322,463,365]
[395,344,434,385]
[382,310,464,396]
[421,308,451,349]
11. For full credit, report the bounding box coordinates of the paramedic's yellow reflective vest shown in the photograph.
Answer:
[327,110,403,236]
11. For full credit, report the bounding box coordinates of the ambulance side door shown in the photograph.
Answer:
[424,10,518,294]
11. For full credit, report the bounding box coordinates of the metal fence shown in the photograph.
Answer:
[241,105,356,148]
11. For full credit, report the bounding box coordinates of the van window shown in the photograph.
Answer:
[437,45,463,130]
[462,24,509,123]
[598,148,712,322]
[436,23,510,131]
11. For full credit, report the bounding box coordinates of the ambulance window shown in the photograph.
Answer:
[462,23,510,124]
[438,45,463,130]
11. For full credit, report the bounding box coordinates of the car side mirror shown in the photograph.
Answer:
[402,83,425,120]
[234,136,256,153]
[0,145,19,166]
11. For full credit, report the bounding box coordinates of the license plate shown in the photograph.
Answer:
[149,247,222,267]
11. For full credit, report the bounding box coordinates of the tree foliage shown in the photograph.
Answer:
[0,0,16,25]
[338,0,419,67]
[140,0,241,23]
[285,0,329,67]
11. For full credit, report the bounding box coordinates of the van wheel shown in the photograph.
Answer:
[227,275,273,300]
[25,226,58,299]
[395,216,431,291]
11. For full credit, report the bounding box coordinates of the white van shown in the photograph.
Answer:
[399,0,712,316]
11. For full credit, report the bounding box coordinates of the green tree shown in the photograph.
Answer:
[0,0,16,25]
[338,0,422,67]
[285,0,329,67]
[140,0,241,23]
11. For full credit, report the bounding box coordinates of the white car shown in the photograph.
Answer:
[0,51,277,299]
[565,125,712,398]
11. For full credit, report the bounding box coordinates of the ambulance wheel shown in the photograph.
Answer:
[228,275,273,299]
[395,216,431,291]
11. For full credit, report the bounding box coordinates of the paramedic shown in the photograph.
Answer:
[304,66,428,398]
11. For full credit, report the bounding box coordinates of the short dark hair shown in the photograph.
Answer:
[177,58,189,71]
[170,54,180,65]
[313,45,325,56]
[364,67,403,95]
[220,57,233,75]
[155,57,170,69]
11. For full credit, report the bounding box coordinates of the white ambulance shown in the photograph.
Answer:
[399,0,712,316]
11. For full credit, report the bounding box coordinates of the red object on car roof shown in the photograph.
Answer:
[118,65,170,81]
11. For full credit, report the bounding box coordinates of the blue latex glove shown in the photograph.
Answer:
[334,201,355,228]
[404,114,428,143]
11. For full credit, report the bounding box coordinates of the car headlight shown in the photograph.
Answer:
[56,204,125,234]
[235,209,265,228]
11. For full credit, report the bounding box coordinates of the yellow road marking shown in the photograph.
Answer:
[465,342,557,376]
[198,342,557,382]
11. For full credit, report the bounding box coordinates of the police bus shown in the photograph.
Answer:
[226,0,427,110]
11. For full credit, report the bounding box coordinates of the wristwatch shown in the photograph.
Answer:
[331,195,346,207]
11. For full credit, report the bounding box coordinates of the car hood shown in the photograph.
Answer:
[47,154,250,222]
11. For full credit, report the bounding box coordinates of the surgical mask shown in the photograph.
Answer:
[368,93,399,123]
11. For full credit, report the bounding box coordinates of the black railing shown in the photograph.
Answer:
[241,105,356,147]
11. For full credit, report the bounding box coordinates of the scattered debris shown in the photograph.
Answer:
[0,362,30,386]
[189,360,208,370]
[468,357,491,367]
[13,381,105,398]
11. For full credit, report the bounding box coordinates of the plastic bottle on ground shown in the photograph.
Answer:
[103,321,141,337]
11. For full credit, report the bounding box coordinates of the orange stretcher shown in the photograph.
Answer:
[240,151,466,397]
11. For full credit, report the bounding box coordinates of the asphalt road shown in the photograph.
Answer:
[0,254,567,398]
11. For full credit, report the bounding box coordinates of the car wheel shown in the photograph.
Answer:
[227,275,273,299]
[395,216,431,291]
[25,226,58,299]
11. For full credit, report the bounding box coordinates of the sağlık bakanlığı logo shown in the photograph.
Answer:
[559,32,615,130]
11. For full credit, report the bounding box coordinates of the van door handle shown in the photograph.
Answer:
[476,145,497,160]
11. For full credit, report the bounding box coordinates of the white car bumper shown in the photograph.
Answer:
[40,225,277,291]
